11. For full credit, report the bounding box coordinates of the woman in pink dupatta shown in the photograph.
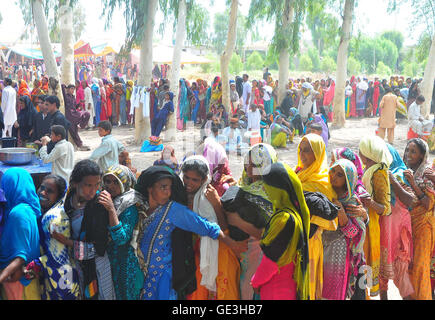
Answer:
[99,80,108,121]
[323,79,335,122]
[203,137,233,197]
[323,159,367,300]
[76,80,85,110]
[349,76,357,118]
[373,80,381,117]
[378,144,414,300]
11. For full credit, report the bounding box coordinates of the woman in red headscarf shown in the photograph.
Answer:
[99,79,108,121]
[197,79,207,124]
[41,76,49,93]
[373,80,381,117]
[105,80,113,120]
[350,76,357,118]
[323,79,335,122]
[18,80,31,98]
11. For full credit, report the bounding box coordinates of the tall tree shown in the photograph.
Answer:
[19,0,59,78]
[248,0,306,105]
[333,0,355,128]
[390,0,435,117]
[211,11,247,55]
[102,0,159,143]
[165,0,187,142]
[221,0,239,113]
[159,0,210,141]
[49,4,86,43]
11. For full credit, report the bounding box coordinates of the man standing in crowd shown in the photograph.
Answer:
[377,87,401,144]
[242,74,251,114]
[62,84,91,151]
[1,78,17,137]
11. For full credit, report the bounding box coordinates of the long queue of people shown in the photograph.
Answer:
[0,131,434,300]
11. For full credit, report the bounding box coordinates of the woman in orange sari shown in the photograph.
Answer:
[403,138,435,300]
[41,76,49,93]
[104,80,113,122]
[31,79,44,110]
[183,156,244,300]
[358,136,392,298]
[18,80,31,98]
[295,133,338,299]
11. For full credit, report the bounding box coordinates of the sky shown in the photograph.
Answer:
[0,0,424,49]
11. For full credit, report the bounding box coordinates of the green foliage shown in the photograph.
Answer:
[211,11,248,55]
[351,36,399,73]
[229,53,243,74]
[321,56,336,73]
[247,0,307,56]
[158,0,210,47]
[347,56,361,75]
[101,0,151,53]
[299,54,313,71]
[416,31,432,62]
[49,4,87,42]
[246,51,265,71]
[264,46,279,69]
[403,60,421,77]
[381,30,404,52]
[200,53,220,73]
[17,0,82,41]
[376,61,392,77]
[306,0,339,55]
[307,47,321,72]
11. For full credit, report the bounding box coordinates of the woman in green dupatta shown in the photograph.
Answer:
[231,143,277,300]
[251,162,310,300]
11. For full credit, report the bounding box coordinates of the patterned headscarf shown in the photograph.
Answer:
[332,147,369,199]
[103,165,144,216]
[330,159,358,203]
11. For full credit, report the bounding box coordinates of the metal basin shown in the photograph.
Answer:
[0,148,36,165]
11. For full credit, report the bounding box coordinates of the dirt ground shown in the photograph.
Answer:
[75,117,434,181]
[75,117,433,300]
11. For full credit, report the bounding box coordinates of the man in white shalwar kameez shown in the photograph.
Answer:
[83,81,94,128]
[408,95,432,137]
[1,78,17,137]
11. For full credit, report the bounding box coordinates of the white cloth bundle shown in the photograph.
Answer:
[183,155,219,292]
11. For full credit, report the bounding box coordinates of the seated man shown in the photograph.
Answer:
[222,118,243,154]
[408,95,432,139]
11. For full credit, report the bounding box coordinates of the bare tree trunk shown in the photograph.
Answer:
[278,0,293,105]
[220,0,239,113]
[421,34,435,118]
[166,0,187,142]
[332,0,354,127]
[60,4,75,86]
[135,0,158,144]
[32,0,59,78]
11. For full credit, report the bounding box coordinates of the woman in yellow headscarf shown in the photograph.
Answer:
[251,162,310,300]
[295,133,338,300]
[358,135,392,298]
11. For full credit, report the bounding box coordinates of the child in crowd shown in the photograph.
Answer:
[39,125,74,184]
[89,120,125,172]
[247,104,261,132]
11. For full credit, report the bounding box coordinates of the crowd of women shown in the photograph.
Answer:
[0,127,434,300]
